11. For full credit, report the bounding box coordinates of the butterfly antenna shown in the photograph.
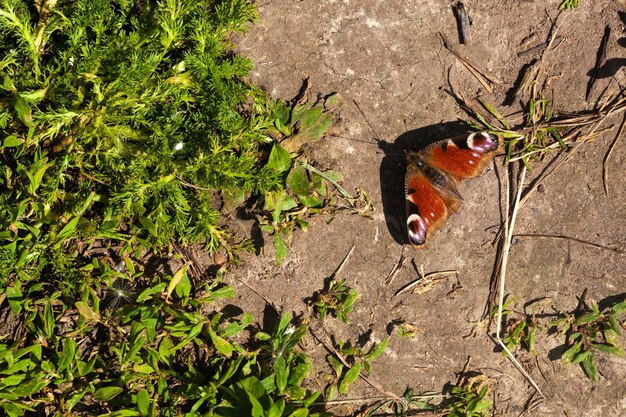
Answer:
[353,99,385,145]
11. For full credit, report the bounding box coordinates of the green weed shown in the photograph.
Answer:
[550,294,626,382]
[0,0,354,415]
[325,338,389,400]
[559,0,581,9]
[443,379,492,417]
[310,278,359,323]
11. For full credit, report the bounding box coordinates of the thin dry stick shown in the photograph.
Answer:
[313,393,445,407]
[394,270,458,297]
[603,113,626,195]
[176,176,213,192]
[513,233,623,254]
[494,165,545,398]
[235,278,280,314]
[440,33,501,92]
[330,244,355,280]
[385,251,406,285]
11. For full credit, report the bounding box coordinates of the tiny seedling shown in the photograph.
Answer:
[442,373,492,417]
[310,278,359,323]
[498,297,541,355]
[550,294,626,381]
[325,338,388,400]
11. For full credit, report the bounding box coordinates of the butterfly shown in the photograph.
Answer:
[405,131,502,248]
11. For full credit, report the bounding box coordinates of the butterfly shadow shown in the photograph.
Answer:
[379,120,469,245]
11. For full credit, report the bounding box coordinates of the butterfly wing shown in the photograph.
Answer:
[405,132,502,248]
[420,132,501,179]
[405,155,461,248]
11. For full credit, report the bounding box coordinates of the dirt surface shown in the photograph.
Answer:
[232,1,626,415]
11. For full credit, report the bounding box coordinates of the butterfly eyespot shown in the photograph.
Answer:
[467,132,499,153]
[407,214,427,246]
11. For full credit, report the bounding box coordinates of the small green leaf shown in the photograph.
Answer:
[256,332,271,341]
[26,156,50,194]
[286,409,309,417]
[273,100,291,125]
[93,386,124,401]
[581,354,598,381]
[274,356,288,393]
[139,216,158,237]
[11,376,49,396]
[209,329,233,358]
[136,389,150,416]
[288,362,312,386]
[612,301,626,314]
[339,362,361,394]
[267,144,292,173]
[66,389,88,411]
[286,163,312,196]
[268,397,286,417]
[14,95,32,126]
[210,285,235,299]
[274,233,287,265]
[136,282,167,303]
[562,341,583,364]
[571,350,591,365]
[275,117,292,136]
[275,191,298,212]
[574,312,602,325]
[592,343,625,357]
[298,194,322,208]
[55,216,81,243]
[324,93,341,108]
[3,135,21,148]
[165,263,189,301]
[364,338,388,361]
[325,384,338,401]
[58,338,77,373]
[299,107,323,129]
[174,268,191,301]
[277,312,292,334]
[260,224,274,233]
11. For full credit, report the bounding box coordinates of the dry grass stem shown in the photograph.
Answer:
[440,33,501,92]
[330,244,356,280]
[602,113,626,195]
[234,277,280,315]
[313,393,445,407]
[385,251,406,285]
[492,165,545,397]
[394,269,458,297]
[512,233,623,254]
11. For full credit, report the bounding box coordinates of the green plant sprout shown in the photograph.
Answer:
[443,381,492,417]
[550,294,626,381]
[0,0,356,415]
[325,338,389,400]
[310,278,360,323]
[559,0,581,9]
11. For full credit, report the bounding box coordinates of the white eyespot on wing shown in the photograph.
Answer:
[407,214,427,246]
[467,132,498,152]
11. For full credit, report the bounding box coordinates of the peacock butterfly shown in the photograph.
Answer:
[405,131,502,248]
